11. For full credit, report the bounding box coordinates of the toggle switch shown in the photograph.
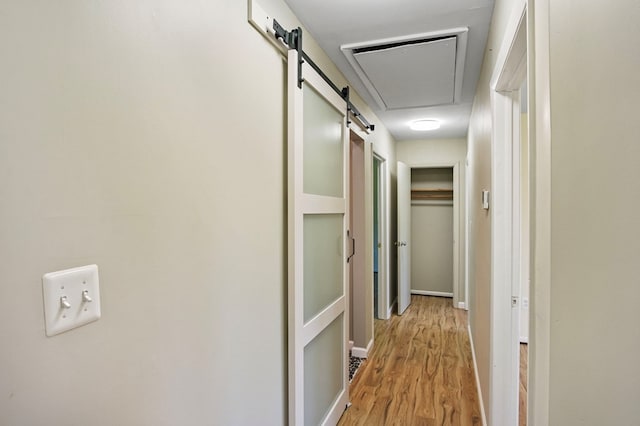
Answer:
[42,265,101,336]
[60,296,71,309]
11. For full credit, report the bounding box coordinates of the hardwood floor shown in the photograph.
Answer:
[338,295,482,426]
[519,343,528,426]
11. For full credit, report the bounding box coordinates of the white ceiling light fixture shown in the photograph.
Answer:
[410,119,441,131]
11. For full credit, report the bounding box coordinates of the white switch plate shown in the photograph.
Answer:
[42,265,101,337]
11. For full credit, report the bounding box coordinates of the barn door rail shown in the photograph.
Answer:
[272,20,375,132]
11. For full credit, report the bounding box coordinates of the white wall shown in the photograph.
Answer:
[397,138,467,165]
[546,0,640,423]
[469,0,640,423]
[0,1,396,424]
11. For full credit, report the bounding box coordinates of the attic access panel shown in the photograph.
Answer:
[354,37,455,110]
[342,28,468,111]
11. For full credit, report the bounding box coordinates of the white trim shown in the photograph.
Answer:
[458,301,466,310]
[349,340,354,350]
[247,0,288,56]
[363,138,375,362]
[374,152,391,320]
[348,130,375,361]
[411,290,453,298]
[351,338,374,359]
[489,2,527,425]
[453,162,462,309]
[468,324,488,426]
[464,158,470,314]
[529,0,552,422]
[401,161,464,310]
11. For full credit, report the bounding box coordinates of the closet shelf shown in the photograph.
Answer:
[411,189,453,201]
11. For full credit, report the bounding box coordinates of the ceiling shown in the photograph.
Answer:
[283,0,495,141]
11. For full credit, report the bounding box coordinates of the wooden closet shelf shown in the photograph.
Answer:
[411,189,454,201]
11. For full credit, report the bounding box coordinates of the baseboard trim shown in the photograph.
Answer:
[468,324,487,426]
[458,301,467,310]
[351,338,373,359]
[349,340,354,350]
[411,290,453,298]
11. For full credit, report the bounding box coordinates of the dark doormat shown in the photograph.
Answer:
[349,355,365,382]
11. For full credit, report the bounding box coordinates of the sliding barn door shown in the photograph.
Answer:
[287,49,349,426]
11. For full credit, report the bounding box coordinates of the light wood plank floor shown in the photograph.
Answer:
[519,343,528,426]
[338,295,482,426]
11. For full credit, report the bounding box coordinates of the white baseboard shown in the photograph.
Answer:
[468,324,487,426]
[411,290,453,298]
[458,301,467,310]
[351,338,373,359]
[349,340,354,350]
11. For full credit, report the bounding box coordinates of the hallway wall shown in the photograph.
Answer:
[546,0,640,423]
[0,1,396,424]
[468,0,640,423]
[397,138,467,164]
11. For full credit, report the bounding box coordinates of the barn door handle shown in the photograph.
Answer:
[347,231,356,263]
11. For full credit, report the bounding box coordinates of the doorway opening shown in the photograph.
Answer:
[348,129,374,358]
[397,161,464,314]
[373,153,389,320]
[410,167,455,299]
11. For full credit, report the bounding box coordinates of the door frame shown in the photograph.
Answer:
[373,152,390,320]
[400,161,465,309]
[348,126,375,357]
[489,1,528,423]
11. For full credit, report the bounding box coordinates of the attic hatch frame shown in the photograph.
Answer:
[273,20,375,132]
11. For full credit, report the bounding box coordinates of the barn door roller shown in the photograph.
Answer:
[272,19,375,132]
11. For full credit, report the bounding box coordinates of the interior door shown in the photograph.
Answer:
[288,49,349,426]
[397,161,411,314]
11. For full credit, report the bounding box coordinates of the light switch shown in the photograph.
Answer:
[482,190,490,210]
[42,265,101,336]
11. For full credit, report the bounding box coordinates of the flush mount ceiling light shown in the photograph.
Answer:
[409,119,441,131]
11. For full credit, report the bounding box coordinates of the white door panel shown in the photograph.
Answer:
[288,49,349,426]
